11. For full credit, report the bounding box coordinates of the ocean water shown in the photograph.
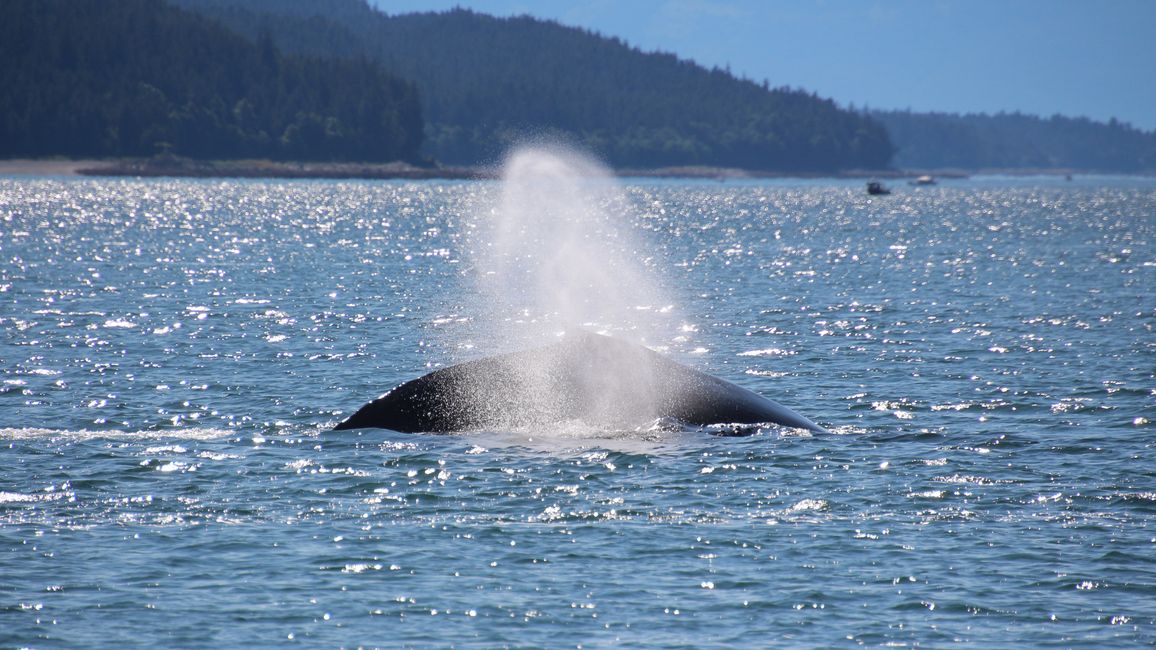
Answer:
[1,172,1153,647]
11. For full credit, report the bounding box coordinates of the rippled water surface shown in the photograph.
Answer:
[2,174,1154,647]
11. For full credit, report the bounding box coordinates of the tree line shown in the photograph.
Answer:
[12,0,1146,172]
[0,0,424,162]
[872,110,1156,172]
[173,0,895,172]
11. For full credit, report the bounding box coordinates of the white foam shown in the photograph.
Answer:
[0,427,237,442]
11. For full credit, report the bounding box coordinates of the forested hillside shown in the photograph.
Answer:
[874,110,1156,173]
[174,0,895,172]
[0,0,424,162]
[11,0,1146,173]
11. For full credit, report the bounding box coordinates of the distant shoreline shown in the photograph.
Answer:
[1,157,1149,181]
[0,159,97,176]
[83,158,492,181]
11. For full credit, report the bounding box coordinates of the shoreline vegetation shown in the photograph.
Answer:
[1,157,1143,181]
[6,1,1153,180]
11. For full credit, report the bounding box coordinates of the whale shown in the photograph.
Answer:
[333,331,826,434]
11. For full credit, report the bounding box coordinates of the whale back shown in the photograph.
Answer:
[334,332,824,433]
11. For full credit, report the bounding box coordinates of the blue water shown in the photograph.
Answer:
[2,174,1153,647]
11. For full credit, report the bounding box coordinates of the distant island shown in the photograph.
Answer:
[2,0,1154,177]
[873,110,1156,174]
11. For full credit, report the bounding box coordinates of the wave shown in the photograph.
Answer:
[0,426,239,442]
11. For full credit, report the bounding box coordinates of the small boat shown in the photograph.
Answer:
[866,180,891,195]
[910,174,936,186]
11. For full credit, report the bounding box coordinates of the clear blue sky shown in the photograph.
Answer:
[371,0,1156,131]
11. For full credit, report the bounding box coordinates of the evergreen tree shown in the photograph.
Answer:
[0,0,424,162]
[174,0,895,171]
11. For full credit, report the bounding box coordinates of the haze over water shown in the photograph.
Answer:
[1,168,1154,646]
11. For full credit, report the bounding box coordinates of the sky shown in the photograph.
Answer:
[371,0,1156,132]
